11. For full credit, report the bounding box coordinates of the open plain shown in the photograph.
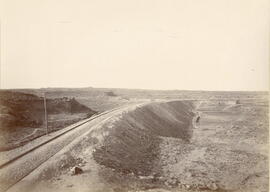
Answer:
[0,88,268,192]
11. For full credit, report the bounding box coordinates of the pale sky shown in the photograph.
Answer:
[0,0,269,91]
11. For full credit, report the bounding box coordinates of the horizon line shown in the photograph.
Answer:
[0,86,268,92]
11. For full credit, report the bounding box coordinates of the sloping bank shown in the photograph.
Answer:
[93,100,195,176]
[6,101,196,192]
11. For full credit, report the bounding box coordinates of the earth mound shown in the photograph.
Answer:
[0,90,96,129]
[0,90,96,151]
[93,101,195,176]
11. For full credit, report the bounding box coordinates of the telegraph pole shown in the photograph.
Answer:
[43,92,48,135]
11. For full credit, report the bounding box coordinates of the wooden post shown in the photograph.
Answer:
[43,92,48,135]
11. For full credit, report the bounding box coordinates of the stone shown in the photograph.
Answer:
[196,116,200,123]
[185,184,191,189]
[72,167,83,175]
[207,182,218,190]
[66,184,73,188]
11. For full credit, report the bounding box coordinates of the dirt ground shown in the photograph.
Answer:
[6,98,269,192]
[155,99,268,192]
[0,90,96,151]
[0,112,91,151]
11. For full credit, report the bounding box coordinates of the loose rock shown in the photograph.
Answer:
[207,182,218,191]
[72,167,83,175]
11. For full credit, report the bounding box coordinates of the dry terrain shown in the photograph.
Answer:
[0,90,96,151]
[0,90,267,192]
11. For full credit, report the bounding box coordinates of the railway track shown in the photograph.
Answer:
[0,107,119,169]
[0,104,137,192]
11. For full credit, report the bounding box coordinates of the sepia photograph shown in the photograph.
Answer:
[0,0,269,192]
